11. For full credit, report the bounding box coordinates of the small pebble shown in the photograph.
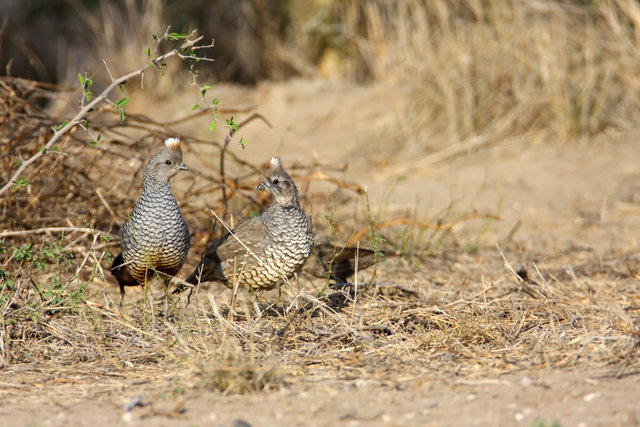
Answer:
[584,392,599,402]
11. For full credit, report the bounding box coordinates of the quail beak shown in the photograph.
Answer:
[257,181,266,191]
[176,163,188,171]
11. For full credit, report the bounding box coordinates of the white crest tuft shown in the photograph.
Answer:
[164,137,181,151]
[269,157,281,169]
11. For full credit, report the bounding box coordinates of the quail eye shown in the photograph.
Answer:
[165,160,172,165]
[272,178,279,185]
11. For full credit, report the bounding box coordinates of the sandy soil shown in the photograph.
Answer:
[2,79,640,426]
[3,366,639,426]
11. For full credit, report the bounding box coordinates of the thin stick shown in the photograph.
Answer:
[69,232,100,283]
[209,209,264,266]
[0,226,109,238]
[496,244,523,283]
[350,242,360,323]
[96,188,116,218]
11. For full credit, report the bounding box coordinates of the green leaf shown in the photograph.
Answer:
[53,121,70,131]
[240,138,248,149]
[119,81,127,92]
[167,32,186,41]
[209,120,217,131]
[192,104,200,111]
[77,73,84,85]
[226,117,239,131]
[212,98,219,105]
[12,177,27,191]
[144,48,151,58]
[115,98,130,123]
[115,97,130,108]
[200,85,211,98]
[152,34,158,40]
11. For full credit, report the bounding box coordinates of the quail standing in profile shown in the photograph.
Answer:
[177,157,313,293]
[111,137,191,297]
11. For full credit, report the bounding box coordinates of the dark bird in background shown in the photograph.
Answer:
[111,137,190,297]
[177,157,313,293]
[303,243,381,284]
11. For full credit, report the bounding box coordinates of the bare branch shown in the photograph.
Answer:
[102,59,115,82]
[0,33,211,197]
[0,226,110,238]
[219,113,272,215]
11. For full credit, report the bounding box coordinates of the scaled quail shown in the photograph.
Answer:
[111,138,191,297]
[179,157,313,292]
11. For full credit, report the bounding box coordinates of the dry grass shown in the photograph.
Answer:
[2,234,639,390]
[2,77,640,399]
[68,0,167,82]
[2,6,640,418]
[349,0,640,156]
[295,0,640,160]
[66,0,640,163]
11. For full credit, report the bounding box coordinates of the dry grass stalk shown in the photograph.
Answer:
[339,0,640,165]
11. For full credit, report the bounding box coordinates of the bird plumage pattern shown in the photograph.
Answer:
[111,137,190,296]
[181,157,313,291]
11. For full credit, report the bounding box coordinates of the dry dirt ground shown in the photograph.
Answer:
[2,79,640,426]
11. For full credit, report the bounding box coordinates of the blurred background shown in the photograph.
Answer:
[4,0,640,146]
[5,0,640,253]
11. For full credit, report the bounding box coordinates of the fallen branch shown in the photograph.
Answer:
[0,226,110,238]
